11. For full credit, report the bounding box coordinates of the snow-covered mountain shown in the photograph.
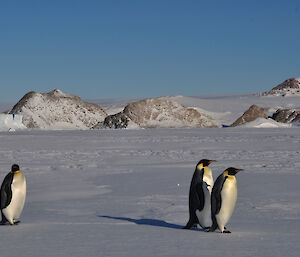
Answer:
[154,92,300,127]
[262,78,300,96]
[3,77,300,131]
[9,89,107,129]
[94,98,218,129]
[230,105,267,127]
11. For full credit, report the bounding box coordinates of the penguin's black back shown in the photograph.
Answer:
[0,172,14,209]
[188,168,205,218]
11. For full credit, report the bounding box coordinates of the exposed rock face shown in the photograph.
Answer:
[10,89,107,129]
[100,112,130,129]
[263,78,300,96]
[230,105,267,127]
[271,109,300,123]
[94,98,218,129]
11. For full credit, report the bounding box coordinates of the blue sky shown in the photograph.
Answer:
[1,0,300,102]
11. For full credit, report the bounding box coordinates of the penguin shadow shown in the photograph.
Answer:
[99,215,184,230]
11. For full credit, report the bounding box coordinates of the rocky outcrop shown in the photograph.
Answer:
[271,109,300,123]
[263,78,300,96]
[230,105,268,127]
[94,98,218,129]
[10,89,107,129]
[96,112,131,129]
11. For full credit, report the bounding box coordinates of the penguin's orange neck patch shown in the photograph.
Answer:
[14,171,21,174]
[197,163,204,170]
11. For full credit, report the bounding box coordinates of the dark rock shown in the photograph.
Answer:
[102,113,130,129]
[271,109,300,123]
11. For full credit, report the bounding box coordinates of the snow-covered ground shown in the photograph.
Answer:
[0,128,299,257]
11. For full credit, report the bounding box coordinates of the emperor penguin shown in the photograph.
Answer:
[0,164,26,225]
[184,159,215,229]
[209,167,242,233]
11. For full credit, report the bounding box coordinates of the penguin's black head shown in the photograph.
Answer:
[11,164,20,173]
[226,167,243,176]
[197,159,215,167]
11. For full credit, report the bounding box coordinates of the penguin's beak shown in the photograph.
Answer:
[209,160,216,164]
[236,169,243,173]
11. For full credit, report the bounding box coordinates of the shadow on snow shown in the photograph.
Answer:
[99,215,185,230]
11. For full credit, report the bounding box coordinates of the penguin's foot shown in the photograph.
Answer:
[222,230,231,234]
[207,224,218,232]
[8,220,20,225]
[183,221,196,229]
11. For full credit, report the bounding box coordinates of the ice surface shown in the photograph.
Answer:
[0,128,299,257]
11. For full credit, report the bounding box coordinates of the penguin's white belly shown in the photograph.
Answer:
[203,169,214,194]
[196,173,214,228]
[216,178,237,232]
[3,173,26,224]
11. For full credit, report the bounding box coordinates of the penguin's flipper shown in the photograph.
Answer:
[0,173,14,209]
[186,183,204,227]
[211,175,227,215]
[195,183,205,211]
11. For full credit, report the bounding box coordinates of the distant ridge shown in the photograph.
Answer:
[262,78,300,96]
[93,98,218,129]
